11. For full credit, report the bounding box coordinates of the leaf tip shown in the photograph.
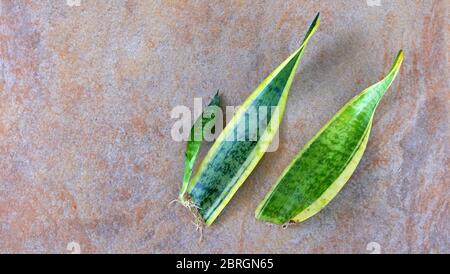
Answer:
[209,90,221,107]
[300,12,320,47]
[396,50,404,63]
[309,12,321,30]
[388,50,404,75]
[314,12,321,22]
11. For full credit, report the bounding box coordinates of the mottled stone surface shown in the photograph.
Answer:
[0,0,448,253]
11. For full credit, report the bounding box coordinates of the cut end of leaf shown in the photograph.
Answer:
[255,208,285,225]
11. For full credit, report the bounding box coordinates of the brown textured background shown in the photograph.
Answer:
[0,0,448,253]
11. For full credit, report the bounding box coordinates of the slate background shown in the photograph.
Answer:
[0,0,448,253]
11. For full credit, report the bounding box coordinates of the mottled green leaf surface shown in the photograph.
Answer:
[179,92,221,204]
[187,13,320,225]
[256,51,404,225]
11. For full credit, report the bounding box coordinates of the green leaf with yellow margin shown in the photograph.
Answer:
[179,91,221,205]
[186,13,321,225]
[255,51,404,225]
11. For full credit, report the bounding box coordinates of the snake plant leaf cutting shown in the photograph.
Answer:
[255,50,404,225]
[186,13,321,225]
[179,91,221,205]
